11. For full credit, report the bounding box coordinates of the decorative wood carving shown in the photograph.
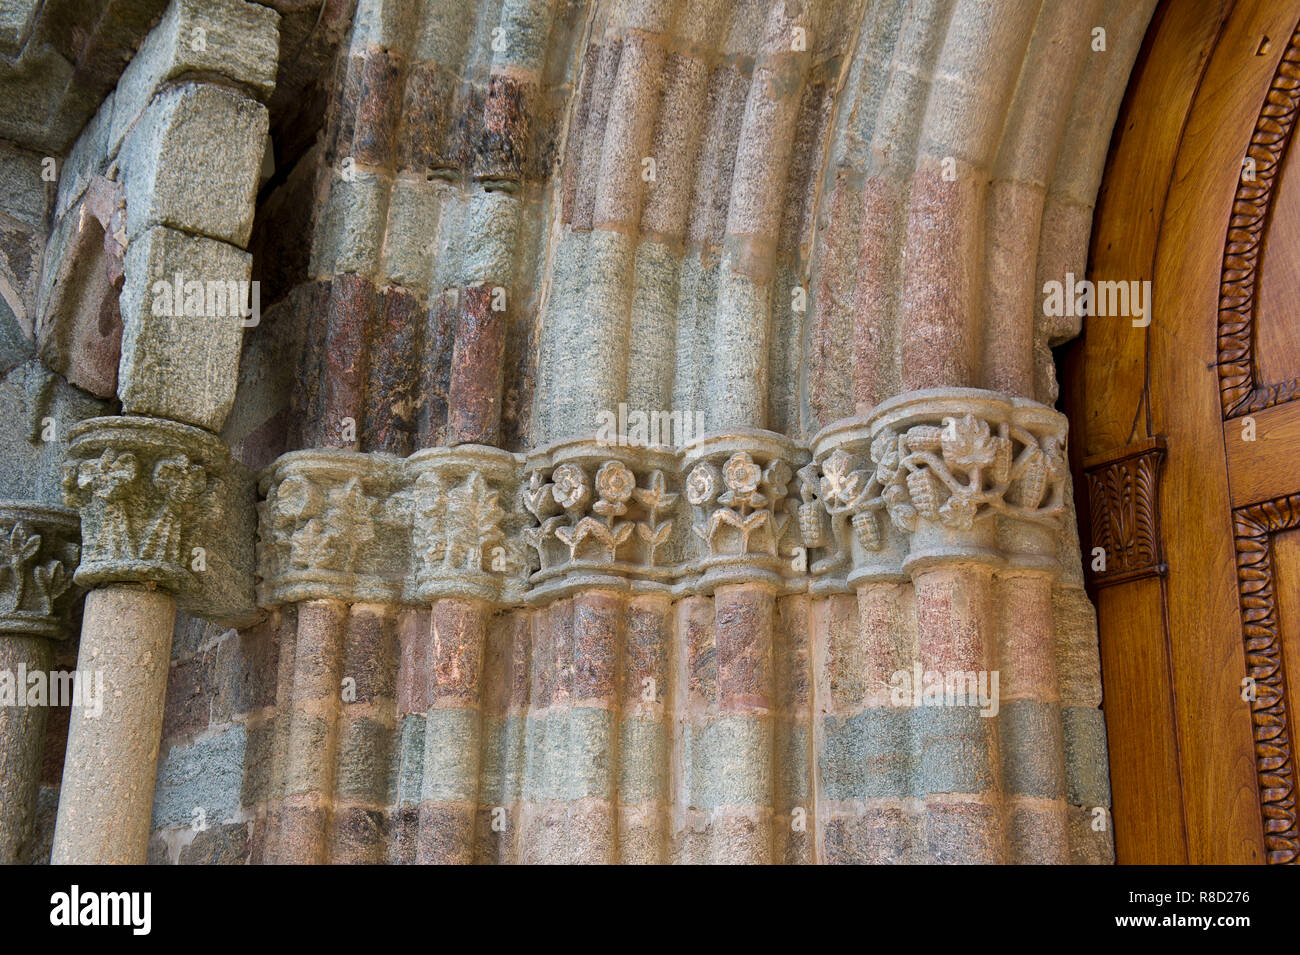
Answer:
[1232,493,1300,864]
[1083,438,1167,588]
[1217,21,1300,419]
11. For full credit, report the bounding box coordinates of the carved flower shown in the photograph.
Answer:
[685,463,720,506]
[595,461,635,505]
[551,463,590,511]
[722,453,761,494]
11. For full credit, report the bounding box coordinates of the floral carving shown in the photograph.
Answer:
[66,448,138,553]
[63,419,222,587]
[266,476,380,574]
[0,508,80,637]
[0,521,75,619]
[551,463,590,511]
[522,460,675,574]
[633,469,677,565]
[688,452,793,558]
[413,470,505,574]
[810,414,1065,551]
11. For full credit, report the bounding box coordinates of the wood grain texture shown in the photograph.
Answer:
[1096,579,1188,864]
[1224,402,1300,507]
[1066,0,1300,864]
[1144,0,1300,864]
[1081,0,1231,459]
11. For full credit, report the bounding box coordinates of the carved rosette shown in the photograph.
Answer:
[809,390,1068,582]
[0,503,81,639]
[680,431,806,590]
[409,446,521,603]
[521,439,681,600]
[257,450,405,606]
[62,416,226,590]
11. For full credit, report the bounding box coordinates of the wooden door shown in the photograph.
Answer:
[1066,0,1300,864]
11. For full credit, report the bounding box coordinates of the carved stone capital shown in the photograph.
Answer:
[253,396,1072,608]
[61,416,228,591]
[257,450,407,606]
[410,445,522,603]
[257,445,522,606]
[522,438,683,601]
[0,502,81,639]
[679,430,808,591]
[809,389,1069,584]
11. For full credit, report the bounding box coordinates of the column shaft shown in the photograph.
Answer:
[51,584,175,864]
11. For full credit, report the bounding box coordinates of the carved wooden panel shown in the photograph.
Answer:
[1084,438,1167,588]
[1233,493,1300,864]
[1218,20,1300,419]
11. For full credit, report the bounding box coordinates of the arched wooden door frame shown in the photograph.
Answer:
[1065,0,1300,864]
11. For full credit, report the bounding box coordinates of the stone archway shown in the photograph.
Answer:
[0,0,1165,865]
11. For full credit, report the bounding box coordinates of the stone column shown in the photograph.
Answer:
[808,388,1071,863]
[51,415,227,863]
[0,504,80,862]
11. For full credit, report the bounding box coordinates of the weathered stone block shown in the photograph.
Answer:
[121,83,268,246]
[34,178,125,398]
[0,141,50,229]
[54,93,113,221]
[0,359,111,505]
[150,722,247,829]
[0,0,41,57]
[310,170,390,278]
[110,0,280,155]
[0,292,33,374]
[118,225,249,431]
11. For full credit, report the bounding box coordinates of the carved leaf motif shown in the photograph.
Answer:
[633,469,678,512]
[1233,490,1300,863]
[1133,454,1159,567]
[445,471,504,571]
[940,415,997,470]
[523,471,559,520]
[290,517,336,569]
[413,473,448,566]
[939,494,977,530]
[3,522,41,611]
[820,449,862,504]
